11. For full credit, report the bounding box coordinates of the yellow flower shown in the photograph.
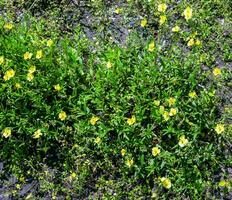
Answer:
[3,69,15,81]
[219,180,228,187]
[126,159,133,168]
[172,25,180,32]
[148,41,155,52]
[28,65,36,73]
[15,83,22,89]
[183,7,193,21]
[24,52,32,60]
[189,91,197,98]
[36,50,43,59]
[187,38,195,47]
[25,193,33,200]
[27,73,34,81]
[152,147,160,157]
[52,194,56,200]
[115,7,122,14]
[54,84,61,91]
[0,56,4,65]
[141,18,147,27]
[215,124,225,134]
[121,149,126,156]
[59,111,67,121]
[213,67,221,76]
[192,31,198,37]
[70,172,77,179]
[8,69,16,77]
[160,177,172,189]
[4,23,14,30]
[19,176,25,182]
[158,3,167,12]
[178,135,189,147]
[33,129,42,139]
[159,15,167,25]
[168,97,176,106]
[106,61,112,69]
[47,39,54,47]
[16,184,21,189]
[94,137,101,144]
[2,128,12,138]
[127,115,136,125]
[154,100,160,106]
[169,108,177,116]
[195,39,201,46]
[3,72,10,81]
[186,119,194,126]
[163,111,170,121]
[151,192,158,198]
[159,105,165,114]
[90,116,100,125]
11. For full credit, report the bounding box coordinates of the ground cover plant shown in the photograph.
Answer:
[0,0,232,199]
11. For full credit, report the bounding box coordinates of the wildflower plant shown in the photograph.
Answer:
[0,1,231,199]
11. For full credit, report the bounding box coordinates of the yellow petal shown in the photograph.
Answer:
[213,68,221,76]
[159,15,167,25]
[152,147,160,156]
[127,115,136,125]
[172,25,180,32]
[158,3,167,12]
[141,18,147,27]
[183,7,193,21]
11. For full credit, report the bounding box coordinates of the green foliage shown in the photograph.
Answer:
[0,0,231,199]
